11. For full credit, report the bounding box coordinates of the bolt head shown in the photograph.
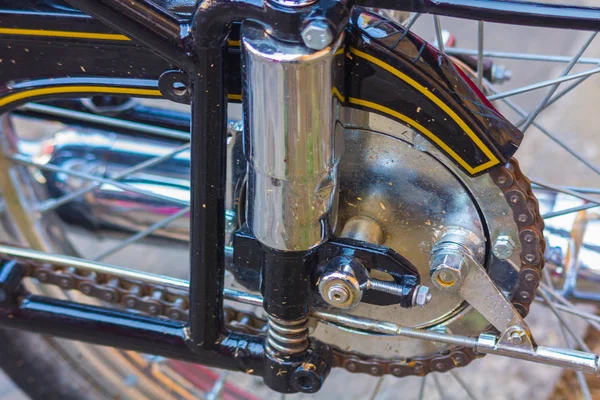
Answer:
[413,285,432,307]
[493,235,515,260]
[318,274,362,309]
[491,64,512,84]
[301,20,333,51]
[327,284,350,305]
[507,327,527,345]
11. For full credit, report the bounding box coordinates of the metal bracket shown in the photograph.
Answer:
[460,252,529,335]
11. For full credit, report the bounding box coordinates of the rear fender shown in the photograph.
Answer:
[339,9,522,176]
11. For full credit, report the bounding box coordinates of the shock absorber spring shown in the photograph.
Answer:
[266,315,310,356]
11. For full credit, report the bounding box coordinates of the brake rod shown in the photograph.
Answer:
[1,243,599,376]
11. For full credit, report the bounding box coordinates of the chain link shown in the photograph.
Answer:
[5,158,544,378]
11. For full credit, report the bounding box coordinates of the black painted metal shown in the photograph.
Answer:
[234,228,421,307]
[261,248,315,321]
[0,261,22,305]
[0,295,265,373]
[188,45,230,350]
[61,0,266,372]
[63,0,193,71]
[191,0,350,46]
[356,0,600,31]
[264,339,333,393]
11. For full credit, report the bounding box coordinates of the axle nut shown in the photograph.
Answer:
[301,20,334,51]
[430,251,464,290]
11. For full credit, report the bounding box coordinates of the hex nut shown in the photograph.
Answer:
[493,235,515,260]
[301,20,334,51]
[412,285,432,307]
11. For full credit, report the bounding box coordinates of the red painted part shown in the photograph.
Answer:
[167,361,260,400]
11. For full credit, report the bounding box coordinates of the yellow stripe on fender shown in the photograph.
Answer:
[349,47,500,174]
[0,86,161,108]
[0,28,130,41]
[0,86,244,108]
[348,97,498,174]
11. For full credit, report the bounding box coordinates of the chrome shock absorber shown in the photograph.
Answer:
[241,18,343,393]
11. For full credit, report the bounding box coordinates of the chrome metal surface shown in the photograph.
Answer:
[460,250,526,333]
[310,107,523,359]
[430,227,526,332]
[318,253,432,309]
[7,113,245,246]
[490,64,512,84]
[242,23,342,251]
[477,334,600,375]
[340,215,384,245]
[429,227,485,290]
[20,103,189,141]
[4,240,599,376]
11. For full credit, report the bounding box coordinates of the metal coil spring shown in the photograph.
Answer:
[266,315,309,355]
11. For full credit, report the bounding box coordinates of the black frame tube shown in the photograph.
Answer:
[0,295,265,373]
[188,45,229,349]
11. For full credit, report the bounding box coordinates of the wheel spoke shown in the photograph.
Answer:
[515,75,593,128]
[539,282,600,331]
[537,288,591,352]
[391,13,420,49]
[13,153,189,210]
[476,21,484,89]
[404,12,421,31]
[532,183,600,196]
[520,32,597,133]
[487,65,600,101]
[444,48,600,65]
[417,376,427,400]
[92,206,190,261]
[541,287,594,400]
[576,370,593,400]
[433,16,445,53]
[10,142,191,213]
[432,374,447,400]
[533,297,600,328]
[206,371,228,400]
[557,323,593,400]
[532,180,600,206]
[20,103,190,141]
[543,203,598,219]
[369,376,385,400]
[486,84,600,178]
[449,370,478,400]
